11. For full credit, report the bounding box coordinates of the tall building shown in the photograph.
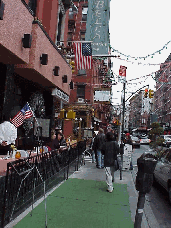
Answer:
[63,0,112,135]
[154,53,171,131]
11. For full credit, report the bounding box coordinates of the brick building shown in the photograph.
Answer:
[154,53,171,130]
[0,0,72,142]
[62,0,112,136]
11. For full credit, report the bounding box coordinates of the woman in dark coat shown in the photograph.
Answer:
[101,131,119,193]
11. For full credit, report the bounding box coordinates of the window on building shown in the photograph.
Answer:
[67,32,72,41]
[69,8,74,20]
[77,85,85,98]
[56,11,63,45]
[80,31,86,41]
[82,7,88,21]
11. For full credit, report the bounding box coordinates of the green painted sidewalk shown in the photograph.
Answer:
[14,178,133,228]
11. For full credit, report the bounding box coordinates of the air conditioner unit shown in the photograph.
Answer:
[78,98,84,103]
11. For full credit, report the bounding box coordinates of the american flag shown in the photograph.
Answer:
[74,42,92,70]
[11,103,33,128]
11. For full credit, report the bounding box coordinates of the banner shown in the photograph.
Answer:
[118,65,127,82]
[85,0,110,56]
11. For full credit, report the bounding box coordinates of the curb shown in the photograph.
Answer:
[131,168,160,228]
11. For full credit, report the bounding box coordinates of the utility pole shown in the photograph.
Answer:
[120,81,126,180]
[118,65,127,180]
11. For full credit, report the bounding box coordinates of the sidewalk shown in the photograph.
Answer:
[69,157,149,228]
[7,156,158,228]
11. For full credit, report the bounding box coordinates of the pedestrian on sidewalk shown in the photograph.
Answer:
[92,128,106,169]
[90,132,97,163]
[101,131,119,193]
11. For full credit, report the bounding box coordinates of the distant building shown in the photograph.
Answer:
[129,90,153,130]
[154,53,171,131]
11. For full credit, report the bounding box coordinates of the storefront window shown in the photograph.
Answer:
[77,85,85,98]
[82,7,88,21]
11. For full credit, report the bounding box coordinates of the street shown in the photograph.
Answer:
[131,144,171,228]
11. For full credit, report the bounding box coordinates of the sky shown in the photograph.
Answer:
[109,0,171,105]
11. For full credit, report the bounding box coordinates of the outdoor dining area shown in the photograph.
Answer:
[0,138,86,228]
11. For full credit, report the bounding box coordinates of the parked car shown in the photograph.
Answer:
[160,135,171,147]
[139,136,151,145]
[130,136,140,148]
[153,149,171,203]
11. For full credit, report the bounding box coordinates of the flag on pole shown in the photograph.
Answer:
[74,42,92,70]
[118,65,127,82]
[11,103,33,128]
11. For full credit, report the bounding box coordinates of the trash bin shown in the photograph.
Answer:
[135,152,158,193]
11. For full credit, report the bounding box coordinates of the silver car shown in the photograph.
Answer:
[153,149,171,203]
[130,136,140,148]
[140,136,151,145]
[160,135,171,148]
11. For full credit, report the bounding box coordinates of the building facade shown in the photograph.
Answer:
[154,53,171,131]
[0,0,72,141]
[62,0,112,136]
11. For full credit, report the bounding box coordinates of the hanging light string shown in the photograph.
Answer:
[115,56,171,67]
[112,63,171,85]
[110,39,171,60]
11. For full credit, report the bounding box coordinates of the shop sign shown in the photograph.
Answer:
[52,88,69,103]
[85,0,109,55]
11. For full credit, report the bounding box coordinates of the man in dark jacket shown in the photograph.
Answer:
[101,132,119,192]
[92,128,106,169]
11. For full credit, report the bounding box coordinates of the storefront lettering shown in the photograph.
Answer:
[52,88,69,103]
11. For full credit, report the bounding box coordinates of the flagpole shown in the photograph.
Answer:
[74,41,93,43]
[26,102,40,154]
[26,102,39,126]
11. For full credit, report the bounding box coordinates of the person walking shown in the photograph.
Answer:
[90,132,97,163]
[93,128,106,169]
[101,131,119,193]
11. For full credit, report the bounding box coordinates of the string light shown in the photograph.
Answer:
[111,39,171,60]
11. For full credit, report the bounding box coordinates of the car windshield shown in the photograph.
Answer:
[140,136,148,139]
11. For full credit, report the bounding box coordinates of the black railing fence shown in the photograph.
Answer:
[1,140,86,228]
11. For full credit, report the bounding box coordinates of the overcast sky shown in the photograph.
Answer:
[109,0,171,105]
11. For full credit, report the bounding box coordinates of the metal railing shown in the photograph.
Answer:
[1,140,86,228]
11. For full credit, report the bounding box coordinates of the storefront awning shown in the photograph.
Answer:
[94,117,102,122]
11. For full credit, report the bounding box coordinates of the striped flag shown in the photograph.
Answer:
[11,103,33,128]
[74,42,92,70]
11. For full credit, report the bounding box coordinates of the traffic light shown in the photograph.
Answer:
[67,109,76,119]
[70,60,75,73]
[60,109,66,119]
[144,88,148,98]
[149,89,154,98]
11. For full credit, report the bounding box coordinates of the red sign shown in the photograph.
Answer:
[119,65,127,77]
